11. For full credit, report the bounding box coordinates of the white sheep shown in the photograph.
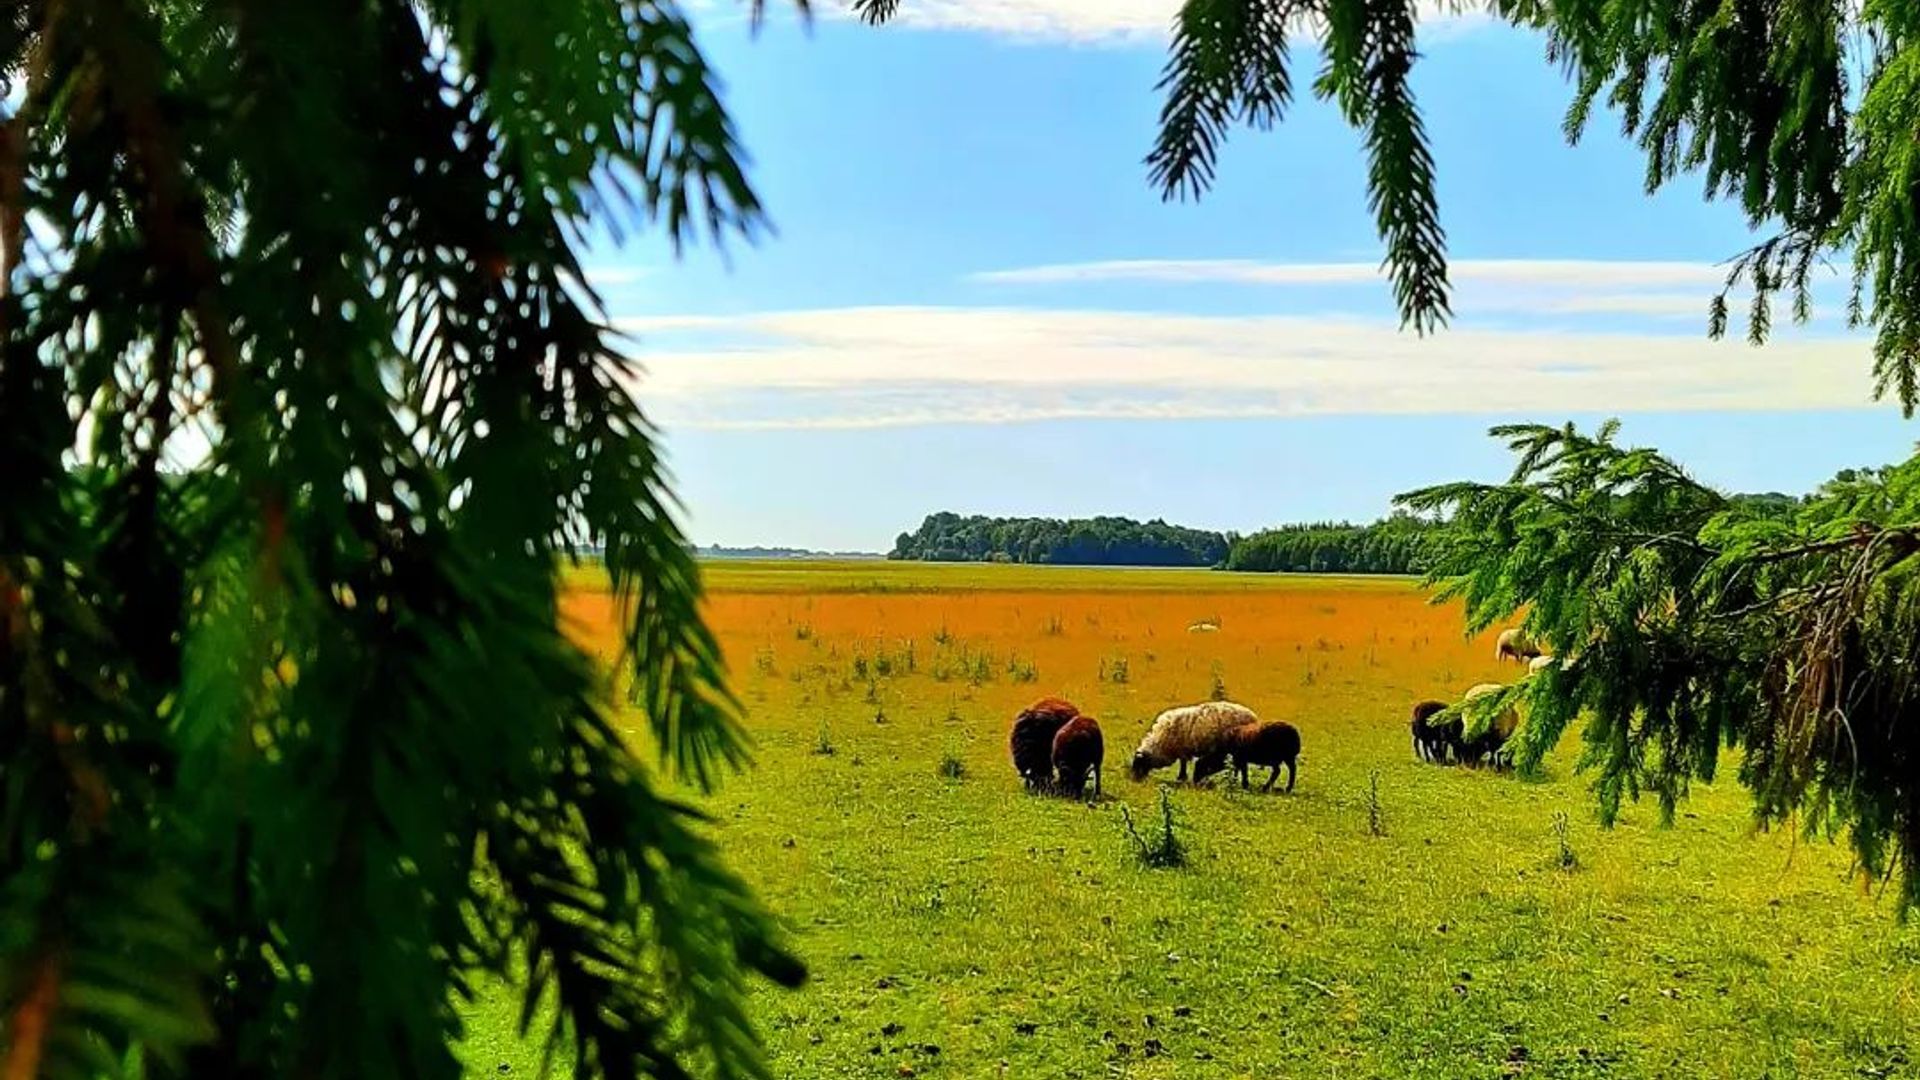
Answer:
[1460,682,1520,767]
[1129,700,1258,782]
[1528,654,1558,674]
[1495,627,1542,663]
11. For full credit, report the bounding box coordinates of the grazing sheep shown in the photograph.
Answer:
[1051,714,1105,798]
[1130,700,1257,782]
[1409,700,1453,762]
[1010,697,1080,792]
[1528,654,1558,674]
[1495,628,1542,663]
[1458,683,1520,768]
[1192,720,1302,792]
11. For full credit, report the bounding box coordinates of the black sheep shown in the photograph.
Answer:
[1192,720,1302,793]
[1410,700,1455,762]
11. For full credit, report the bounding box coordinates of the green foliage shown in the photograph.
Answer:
[1401,423,1920,909]
[890,512,1230,566]
[0,2,801,1077]
[1225,513,1438,573]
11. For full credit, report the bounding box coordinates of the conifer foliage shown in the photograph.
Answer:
[1401,424,1920,909]
[1,2,801,1077]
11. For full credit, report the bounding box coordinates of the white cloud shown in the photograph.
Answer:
[822,0,1492,44]
[971,258,1735,290]
[616,305,1879,429]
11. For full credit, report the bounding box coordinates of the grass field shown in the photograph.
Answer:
[468,560,1920,1078]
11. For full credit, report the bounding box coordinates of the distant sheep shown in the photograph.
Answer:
[1192,720,1302,792]
[1010,697,1080,792]
[1528,654,1558,675]
[1051,714,1105,798]
[1458,682,1520,768]
[1409,700,1454,762]
[1130,700,1257,783]
[1495,628,1542,663]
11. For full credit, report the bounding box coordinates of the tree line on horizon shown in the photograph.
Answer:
[889,489,1814,573]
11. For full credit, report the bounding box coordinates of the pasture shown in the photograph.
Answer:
[466,561,1919,1078]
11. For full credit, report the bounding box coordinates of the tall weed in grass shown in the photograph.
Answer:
[1366,770,1386,837]
[1123,790,1188,869]
[1553,811,1578,870]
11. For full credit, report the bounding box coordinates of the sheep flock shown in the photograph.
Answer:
[1008,625,1550,797]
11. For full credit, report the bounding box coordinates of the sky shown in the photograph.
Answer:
[588,0,1918,551]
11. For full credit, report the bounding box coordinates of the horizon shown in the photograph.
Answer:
[586,6,1917,551]
[693,435,1878,552]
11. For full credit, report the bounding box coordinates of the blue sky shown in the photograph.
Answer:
[590,2,1916,550]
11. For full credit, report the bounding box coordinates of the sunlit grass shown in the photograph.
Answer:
[465,561,1920,1078]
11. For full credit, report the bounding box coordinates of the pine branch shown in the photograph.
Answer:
[1147,0,1300,201]
[849,0,901,23]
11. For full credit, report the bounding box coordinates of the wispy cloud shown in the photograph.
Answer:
[615,305,1877,429]
[967,257,1847,322]
[971,258,1735,290]
[819,0,1491,44]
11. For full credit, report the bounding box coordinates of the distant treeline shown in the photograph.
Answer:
[889,512,1231,566]
[696,544,883,560]
[1223,515,1438,574]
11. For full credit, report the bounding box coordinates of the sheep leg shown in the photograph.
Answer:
[1092,764,1101,798]
[1177,758,1189,783]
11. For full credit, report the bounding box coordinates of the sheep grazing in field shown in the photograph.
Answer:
[1010,697,1080,792]
[1495,628,1542,663]
[1129,700,1258,782]
[1192,720,1302,793]
[1528,654,1558,675]
[1458,683,1520,768]
[1051,714,1105,798]
[1409,700,1455,762]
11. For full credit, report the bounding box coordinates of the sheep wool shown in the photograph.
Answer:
[1131,700,1258,780]
[1495,627,1542,662]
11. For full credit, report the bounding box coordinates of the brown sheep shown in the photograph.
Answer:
[1192,720,1302,793]
[1009,697,1079,792]
[1051,714,1104,798]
